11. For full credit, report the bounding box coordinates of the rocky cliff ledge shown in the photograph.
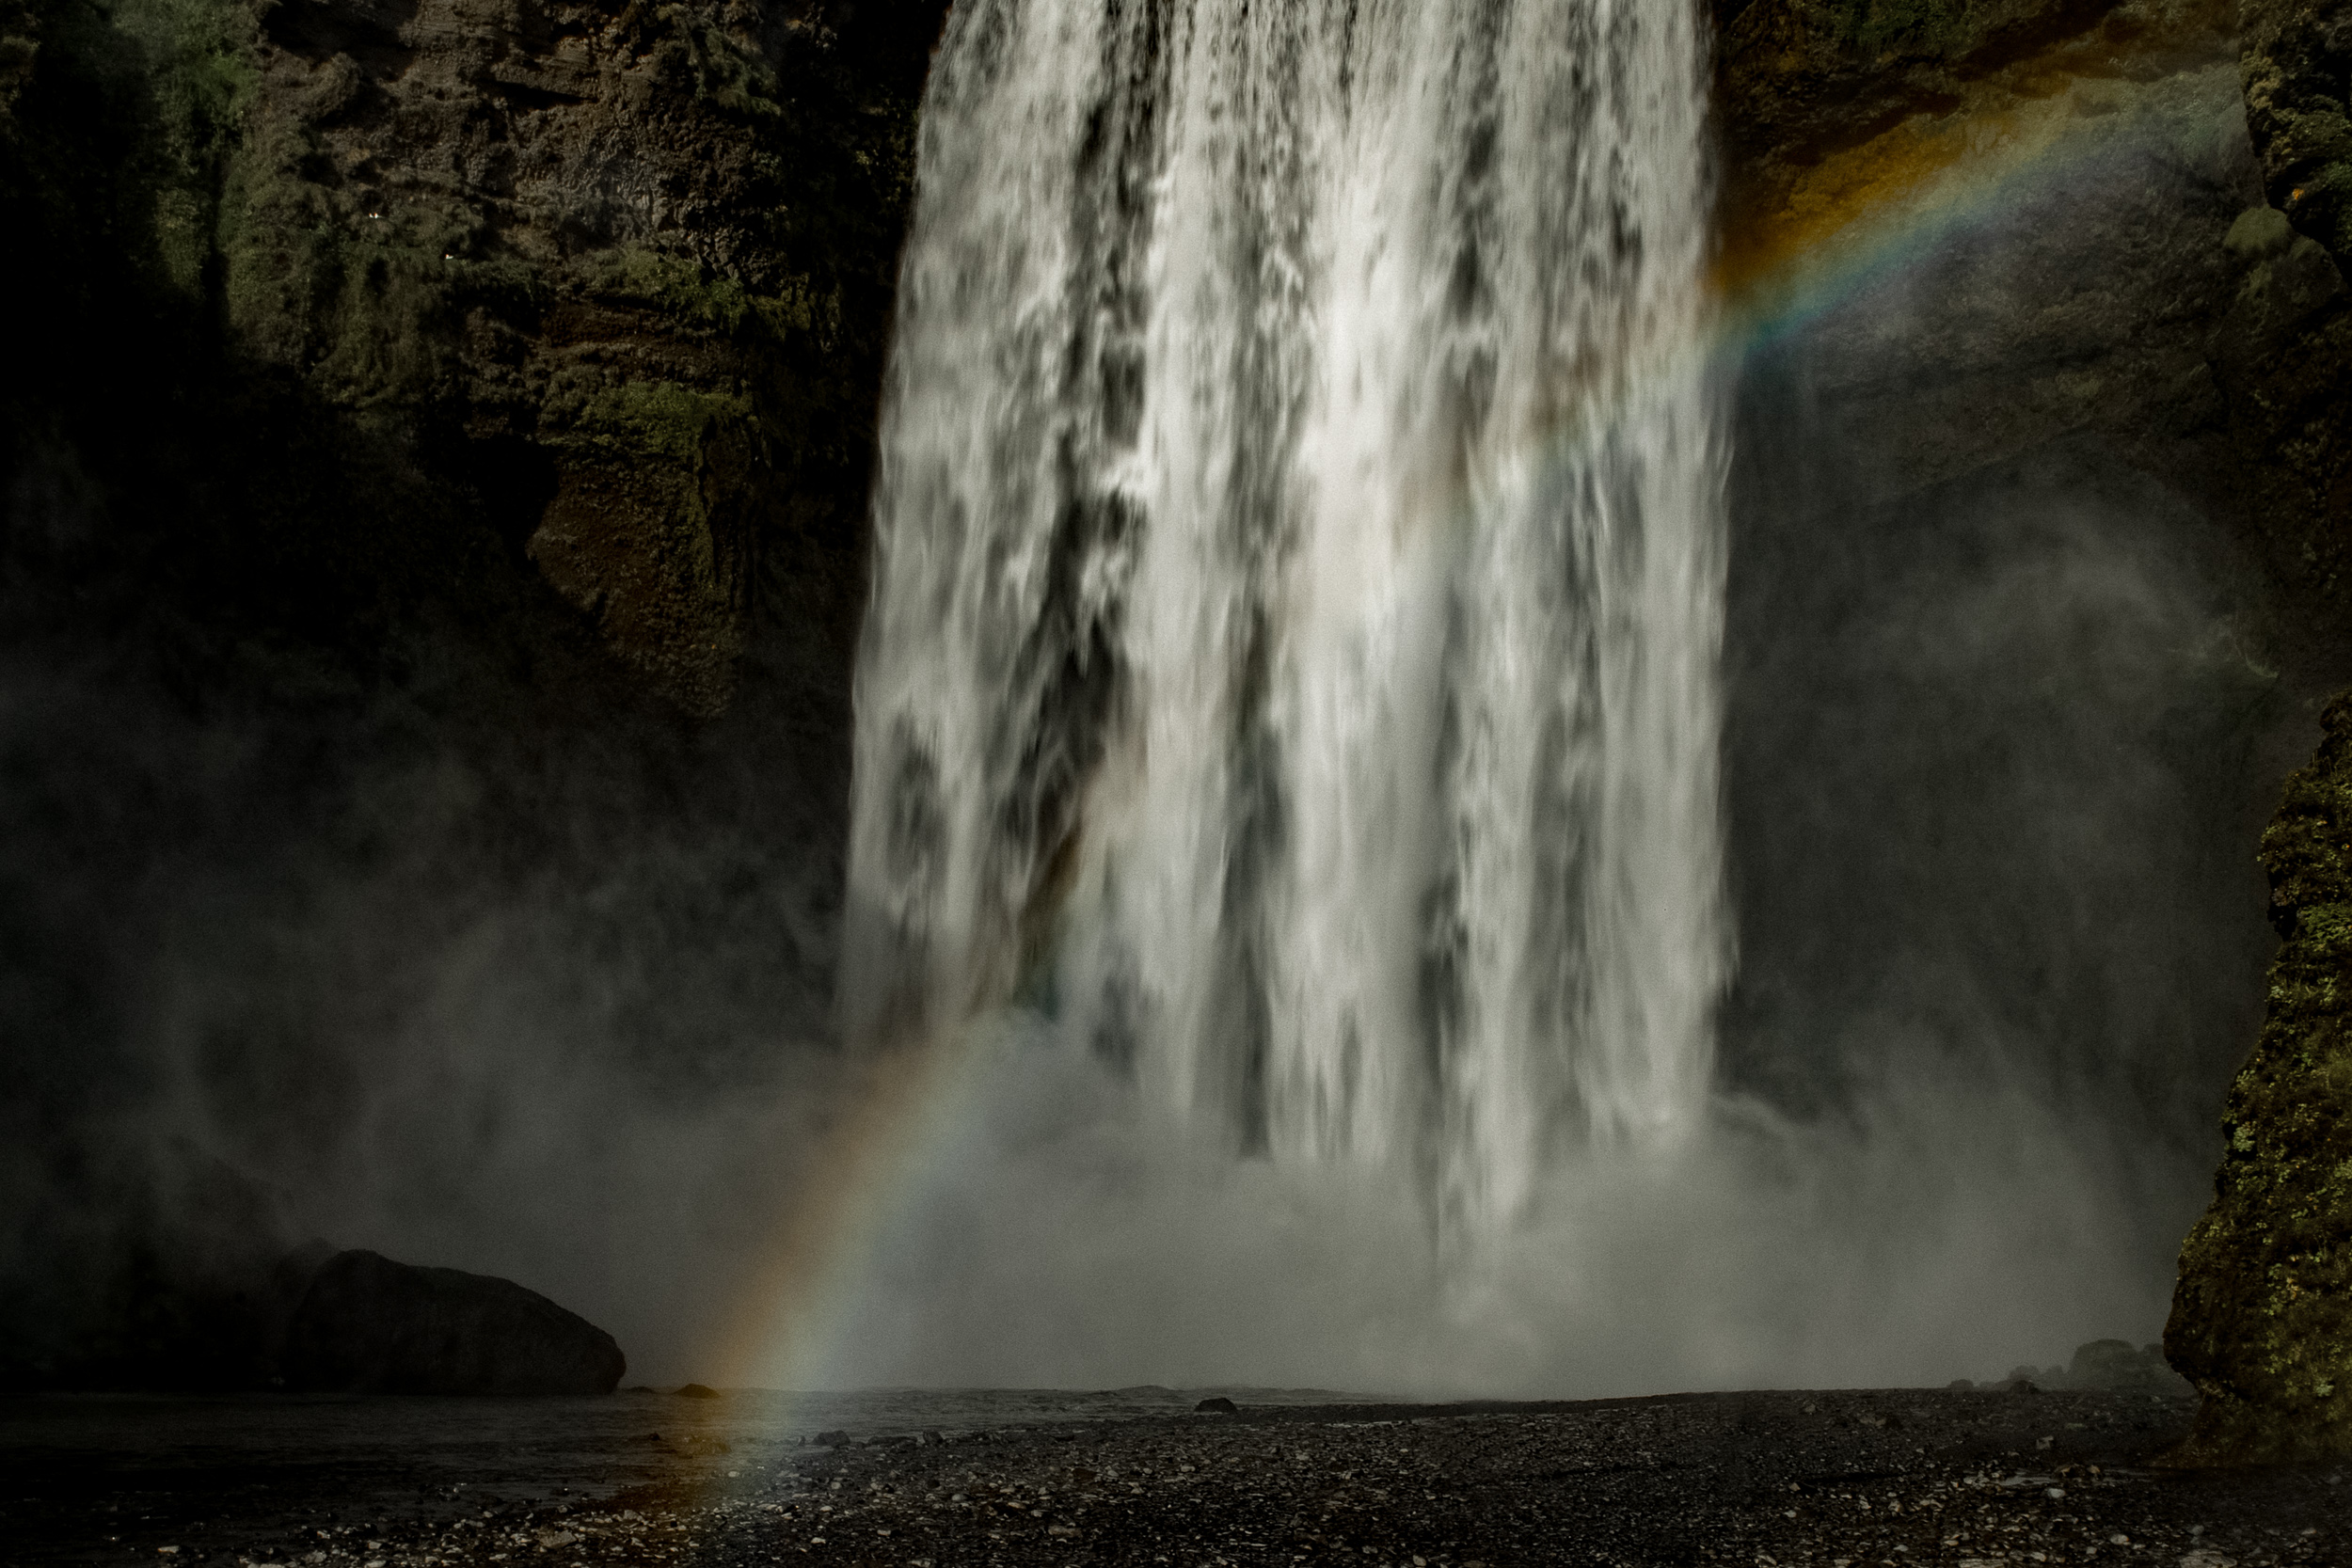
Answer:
[2165,695,2352,1464]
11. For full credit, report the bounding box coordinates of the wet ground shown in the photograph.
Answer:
[3,1386,2344,1566]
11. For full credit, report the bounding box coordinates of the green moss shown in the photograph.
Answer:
[650,4,783,119]
[35,0,262,301]
[1835,0,1979,55]
[2168,693,2352,1464]
[106,0,255,166]
[564,379,753,468]
[584,247,840,350]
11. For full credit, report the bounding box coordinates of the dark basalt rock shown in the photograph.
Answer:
[2001,1341,2195,1395]
[281,1248,626,1395]
[2241,0,2352,257]
[2166,696,2352,1464]
[1194,1396,1238,1415]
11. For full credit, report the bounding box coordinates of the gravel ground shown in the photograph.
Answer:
[6,1389,2344,1567]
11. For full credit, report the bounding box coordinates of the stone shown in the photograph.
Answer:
[2165,695,2352,1465]
[1195,1397,1239,1414]
[2240,0,2352,257]
[2224,206,2296,261]
[279,1249,626,1395]
[2063,1339,2193,1395]
[675,1383,720,1399]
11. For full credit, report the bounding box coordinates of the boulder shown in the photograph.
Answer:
[2062,1340,2192,1396]
[281,1250,625,1395]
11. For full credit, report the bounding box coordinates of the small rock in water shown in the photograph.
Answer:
[814,1429,852,1447]
[675,1383,720,1399]
[1195,1396,1239,1414]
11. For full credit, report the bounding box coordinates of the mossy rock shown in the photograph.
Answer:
[2165,692,2352,1464]
[2241,0,2352,259]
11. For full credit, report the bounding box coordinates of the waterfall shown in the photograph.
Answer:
[844,0,1726,1238]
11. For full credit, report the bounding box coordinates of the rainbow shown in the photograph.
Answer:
[696,38,2249,1402]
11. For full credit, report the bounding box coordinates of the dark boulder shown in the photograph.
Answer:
[1195,1396,1238,1414]
[281,1250,625,1395]
[2063,1340,2192,1396]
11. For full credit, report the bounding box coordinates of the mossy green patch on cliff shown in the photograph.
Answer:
[106,0,256,167]
[582,247,837,347]
[1832,0,1979,57]
[2241,0,2352,256]
[10,0,259,299]
[2166,694,2352,1465]
[651,3,783,119]
[530,373,762,717]
[562,378,754,467]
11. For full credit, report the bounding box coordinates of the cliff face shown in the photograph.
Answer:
[0,0,945,1389]
[215,0,941,716]
[3,0,2348,1413]
[1715,0,2345,579]
[1712,0,2349,1465]
[3,0,942,719]
[2166,695,2352,1463]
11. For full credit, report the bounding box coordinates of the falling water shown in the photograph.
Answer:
[845,0,1726,1239]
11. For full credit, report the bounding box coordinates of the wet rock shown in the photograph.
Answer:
[675,1384,720,1400]
[280,1249,626,1395]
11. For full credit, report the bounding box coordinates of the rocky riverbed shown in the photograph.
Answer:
[6,1388,2344,1567]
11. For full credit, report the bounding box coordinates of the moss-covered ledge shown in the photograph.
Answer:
[2165,691,2352,1465]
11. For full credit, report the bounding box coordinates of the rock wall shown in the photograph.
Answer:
[0,0,946,1391]
[2,0,2347,1416]
[4,0,944,719]
[2166,695,2352,1463]
[1714,0,2349,1464]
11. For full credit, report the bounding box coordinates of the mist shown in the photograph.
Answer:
[778,413,2275,1394]
[0,11,2306,1401]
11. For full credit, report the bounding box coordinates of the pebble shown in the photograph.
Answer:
[17,1390,2345,1567]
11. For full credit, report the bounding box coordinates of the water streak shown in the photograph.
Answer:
[845,0,1726,1237]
